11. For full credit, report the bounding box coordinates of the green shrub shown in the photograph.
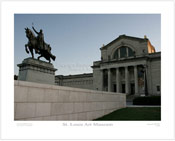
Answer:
[133,96,161,105]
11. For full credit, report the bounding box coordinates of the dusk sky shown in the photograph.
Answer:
[14,14,161,75]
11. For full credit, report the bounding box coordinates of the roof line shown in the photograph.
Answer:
[100,34,148,50]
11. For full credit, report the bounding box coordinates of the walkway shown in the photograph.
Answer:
[126,101,161,107]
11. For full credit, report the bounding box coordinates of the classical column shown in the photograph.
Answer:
[143,65,148,96]
[108,68,112,92]
[100,69,104,91]
[116,67,120,93]
[125,66,129,94]
[134,65,139,95]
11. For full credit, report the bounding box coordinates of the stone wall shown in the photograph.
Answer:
[14,80,126,120]
[93,67,103,91]
[147,56,161,95]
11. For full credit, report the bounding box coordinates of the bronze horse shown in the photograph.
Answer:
[24,27,56,63]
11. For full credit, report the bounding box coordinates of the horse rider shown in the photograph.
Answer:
[32,26,45,50]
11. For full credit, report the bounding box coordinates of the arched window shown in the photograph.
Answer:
[128,47,134,57]
[113,48,119,59]
[120,47,127,58]
[113,46,134,59]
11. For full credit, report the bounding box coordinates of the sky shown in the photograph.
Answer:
[14,14,161,75]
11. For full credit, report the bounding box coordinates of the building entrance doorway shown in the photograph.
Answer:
[113,84,116,92]
[122,84,125,93]
[130,83,135,95]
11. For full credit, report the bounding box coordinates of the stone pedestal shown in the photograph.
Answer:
[17,58,57,85]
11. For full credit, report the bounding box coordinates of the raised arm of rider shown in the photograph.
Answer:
[32,26,39,34]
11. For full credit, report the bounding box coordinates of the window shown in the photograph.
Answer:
[157,85,160,92]
[113,46,134,59]
[108,55,110,61]
[128,47,134,57]
[120,47,127,58]
[113,49,118,59]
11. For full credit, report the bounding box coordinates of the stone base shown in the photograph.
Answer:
[17,58,57,85]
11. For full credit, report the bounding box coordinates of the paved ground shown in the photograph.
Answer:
[126,101,161,107]
[126,101,133,105]
[127,105,161,107]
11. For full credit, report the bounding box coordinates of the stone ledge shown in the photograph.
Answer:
[17,57,57,74]
[15,80,126,97]
[17,58,57,85]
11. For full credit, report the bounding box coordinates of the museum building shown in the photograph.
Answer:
[55,35,161,96]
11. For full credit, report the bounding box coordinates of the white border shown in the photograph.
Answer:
[1,0,175,140]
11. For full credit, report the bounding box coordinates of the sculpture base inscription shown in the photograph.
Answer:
[17,58,57,85]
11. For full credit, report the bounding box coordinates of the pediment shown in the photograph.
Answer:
[101,35,147,50]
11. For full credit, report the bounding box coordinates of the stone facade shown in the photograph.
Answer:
[55,73,93,90]
[56,35,161,96]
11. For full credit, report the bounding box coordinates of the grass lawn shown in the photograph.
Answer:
[95,107,161,121]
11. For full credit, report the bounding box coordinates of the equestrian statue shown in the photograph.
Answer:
[24,26,56,63]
